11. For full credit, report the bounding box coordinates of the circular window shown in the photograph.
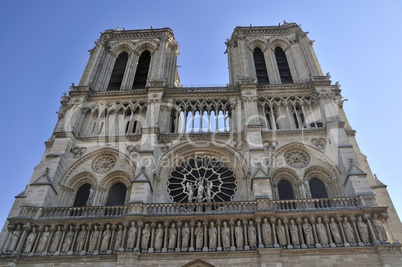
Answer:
[285,150,310,168]
[92,155,116,174]
[167,157,237,203]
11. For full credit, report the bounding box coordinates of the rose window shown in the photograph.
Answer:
[285,150,310,168]
[167,157,237,203]
[92,155,116,174]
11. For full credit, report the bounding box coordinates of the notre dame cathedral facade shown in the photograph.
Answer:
[0,23,401,267]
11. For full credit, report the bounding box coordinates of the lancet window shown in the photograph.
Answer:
[106,182,127,206]
[253,47,269,84]
[73,183,91,207]
[133,50,151,89]
[277,180,295,200]
[274,47,293,84]
[171,99,231,133]
[107,52,129,91]
[309,178,328,198]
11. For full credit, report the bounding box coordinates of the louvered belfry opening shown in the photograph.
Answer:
[107,52,128,91]
[132,50,151,89]
[275,47,293,84]
[253,47,269,84]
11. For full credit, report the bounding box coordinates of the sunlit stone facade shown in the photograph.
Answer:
[0,23,401,267]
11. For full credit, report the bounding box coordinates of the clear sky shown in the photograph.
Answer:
[0,1,401,229]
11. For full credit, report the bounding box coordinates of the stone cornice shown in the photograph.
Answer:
[100,27,174,42]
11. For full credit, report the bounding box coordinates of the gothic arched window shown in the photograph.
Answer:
[309,178,328,198]
[107,52,128,91]
[73,183,91,207]
[132,50,151,89]
[277,179,295,200]
[106,182,127,206]
[274,47,293,84]
[253,47,269,84]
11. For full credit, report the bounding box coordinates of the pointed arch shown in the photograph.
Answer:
[132,50,151,89]
[271,168,300,199]
[107,51,129,90]
[253,47,269,84]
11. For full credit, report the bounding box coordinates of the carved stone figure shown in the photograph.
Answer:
[88,225,100,253]
[36,226,51,253]
[168,223,177,250]
[126,221,137,250]
[276,219,286,246]
[234,220,243,249]
[247,221,257,247]
[357,217,369,243]
[289,220,299,246]
[197,180,204,202]
[100,224,111,252]
[316,217,328,245]
[181,222,190,250]
[61,226,74,252]
[329,218,342,244]
[221,221,230,249]
[49,226,62,253]
[195,222,203,250]
[303,218,314,246]
[206,181,213,201]
[23,227,37,254]
[261,218,272,246]
[86,186,95,206]
[75,225,87,252]
[186,182,193,202]
[154,224,163,251]
[141,224,150,251]
[208,221,217,250]
[114,225,124,251]
[372,213,387,242]
[6,224,21,252]
[342,217,355,243]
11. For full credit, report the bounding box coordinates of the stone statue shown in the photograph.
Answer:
[36,226,51,253]
[88,225,100,253]
[221,221,230,249]
[197,180,204,202]
[75,225,87,252]
[100,224,111,252]
[329,218,342,244]
[316,217,328,245]
[181,222,190,250]
[195,222,203,250]
[114,225,124,251]
[208,221,217,250]
[86,186,95,206]
[49,226,62,253]
[23,227,37,254]
[126,221,137,250]
[168,223,177,250]
[261,218,272,246]
[154,224,163,251]
[235,220,243,249]
[61,226,74,252]
[356,217,369,243]
[289,220,299,246]
[6,224,21,253]
[372,213,387,242]
[141,224,150,251]
[276,219,286,246]
[206,181,213,201]
[303,218,314,246]
[186,182,194,203]
[342,217,355,243]
[247,221,257,248]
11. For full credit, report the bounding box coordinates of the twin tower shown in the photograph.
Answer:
[1,23,401,267]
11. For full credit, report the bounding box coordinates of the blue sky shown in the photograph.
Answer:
[0,1,401,228]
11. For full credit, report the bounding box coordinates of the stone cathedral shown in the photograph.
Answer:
[1,22,401,266]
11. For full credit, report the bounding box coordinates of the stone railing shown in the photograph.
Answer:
[167,86,237,93]
[18,196,377,220]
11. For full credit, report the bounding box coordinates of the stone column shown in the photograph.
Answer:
[310,217,320,248]
[255,218,264,248]
[149,222,156,253]
[122,222,128,251]
[297,218,306,249]
[324,216,335,248]
[162,222,169,253]
[189,221,195,252]
[217,220,222,252]
[350,216,363,246]
[134,222,142,252]
[242,220,249,250]
[13,223,29,255]
[229,220,236,251]
[271,217,279,248]
[176,221,182,252]
[337,217,349,247]
[364,213,378,244]
[283,218,292,249]
[202,221,208,252]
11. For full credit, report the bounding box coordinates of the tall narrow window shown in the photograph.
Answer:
[107,52,128,91]
[278,180,295,200]
[275,47,293,84]
[73,183,91,207]
[309,178,328,198]
[106,182,127,206]
[253,48,269,84]
[132,50,151,89]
